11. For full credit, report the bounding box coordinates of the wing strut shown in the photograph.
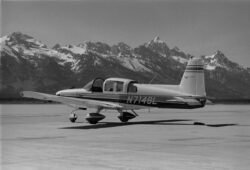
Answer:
[131,110,138,116]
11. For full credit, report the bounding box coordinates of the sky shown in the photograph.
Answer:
[2,0,250,67]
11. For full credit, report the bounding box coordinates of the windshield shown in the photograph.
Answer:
[83,78,104,92]
[83,80,94,91]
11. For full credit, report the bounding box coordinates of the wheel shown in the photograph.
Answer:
[85,113,105,124]
[69,113,77,123]
[87,120,98,124]
[118,115,129,122]
[118,112,136,123]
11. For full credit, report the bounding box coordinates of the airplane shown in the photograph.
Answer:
[21,57,206,124]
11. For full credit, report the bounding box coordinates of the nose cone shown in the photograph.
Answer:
[56,91,61,96]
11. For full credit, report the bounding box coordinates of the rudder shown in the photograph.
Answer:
[180,57,206,96]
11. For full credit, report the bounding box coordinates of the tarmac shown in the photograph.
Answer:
[1,104,250,170]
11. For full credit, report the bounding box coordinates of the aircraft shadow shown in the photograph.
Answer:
[60,119,238,130]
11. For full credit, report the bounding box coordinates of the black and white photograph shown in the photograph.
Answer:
[1,0,250,169]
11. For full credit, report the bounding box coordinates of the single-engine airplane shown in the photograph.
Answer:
[21,57,206,124]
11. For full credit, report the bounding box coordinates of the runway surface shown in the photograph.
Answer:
[1,104,250,170]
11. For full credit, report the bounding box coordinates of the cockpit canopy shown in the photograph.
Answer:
[83,78,104,92]
[83,78,137,93]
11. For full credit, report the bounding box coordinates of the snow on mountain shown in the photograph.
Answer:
[1,32,47,57]
[203,51,243,71]
[1,35,20,61]
[1,32,246,74]
[117,53,151,72]
[6,32,47,48]
[25,37,45,48]
[1,33,185,73]
[0,32,83,73]
[172,56,188,64]
[205,54,216,59]
[85,41,111,54]
[111,42,132,56]
[1,32,250,99]
[205,64,216,70]
[145,36,170,55]
[61,45,87,55]
[146,36,166,46]
[0,35,10,44]
[153,36,164,44]
[39,48,82,72]
[0,43,19,61]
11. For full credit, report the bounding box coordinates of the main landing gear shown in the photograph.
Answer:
[85,108,105,124]
[118,110,138,123]
[85,113,105,124]
[69,108,137,124]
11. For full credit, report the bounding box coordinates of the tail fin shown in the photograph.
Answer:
[180,57,206,96]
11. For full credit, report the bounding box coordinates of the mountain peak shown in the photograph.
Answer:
[203,50,243,71]
[205,50,225,60]
[116,42,131,50]
[172,46,180,52]
[153,36,161,42]
[52,43,61,50]
[213,50,229,61]
[9,32,34,40]
[152,36,165,44]
[145,36,169,54]
[215,50,224,56]
[111,42,131,55]
[6,31,46,48]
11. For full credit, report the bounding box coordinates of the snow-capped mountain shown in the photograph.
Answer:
[145,36,170,57]
[1,32,250,99]
[202,51,244,71]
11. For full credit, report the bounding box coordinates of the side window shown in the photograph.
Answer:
[116,81,124,92]
[104,81,115,92]
[128,83,137,93]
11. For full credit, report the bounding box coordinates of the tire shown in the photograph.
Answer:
[69,117,77,123]
[88,120,98,124]
[118,116,129,123]
[69,113,77,123]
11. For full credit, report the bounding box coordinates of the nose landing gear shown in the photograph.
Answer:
[69,112,78,123]
[68,108,86,123]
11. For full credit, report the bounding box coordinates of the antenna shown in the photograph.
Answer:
[148,73,158,84]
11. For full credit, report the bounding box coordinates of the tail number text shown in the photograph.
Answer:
[126,96,157,105]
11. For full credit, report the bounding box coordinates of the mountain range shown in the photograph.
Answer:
[1,32,250,99]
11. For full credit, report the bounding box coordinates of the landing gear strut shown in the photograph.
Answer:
[69,112,78,123]
[68,108,86,123]
[118,110,137,123]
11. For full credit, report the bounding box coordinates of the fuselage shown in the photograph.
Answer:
[56,78,206,110]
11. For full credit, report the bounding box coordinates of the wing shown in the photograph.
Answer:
[21,91,123,110]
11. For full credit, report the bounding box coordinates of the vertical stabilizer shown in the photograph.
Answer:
[180,57,206,96]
